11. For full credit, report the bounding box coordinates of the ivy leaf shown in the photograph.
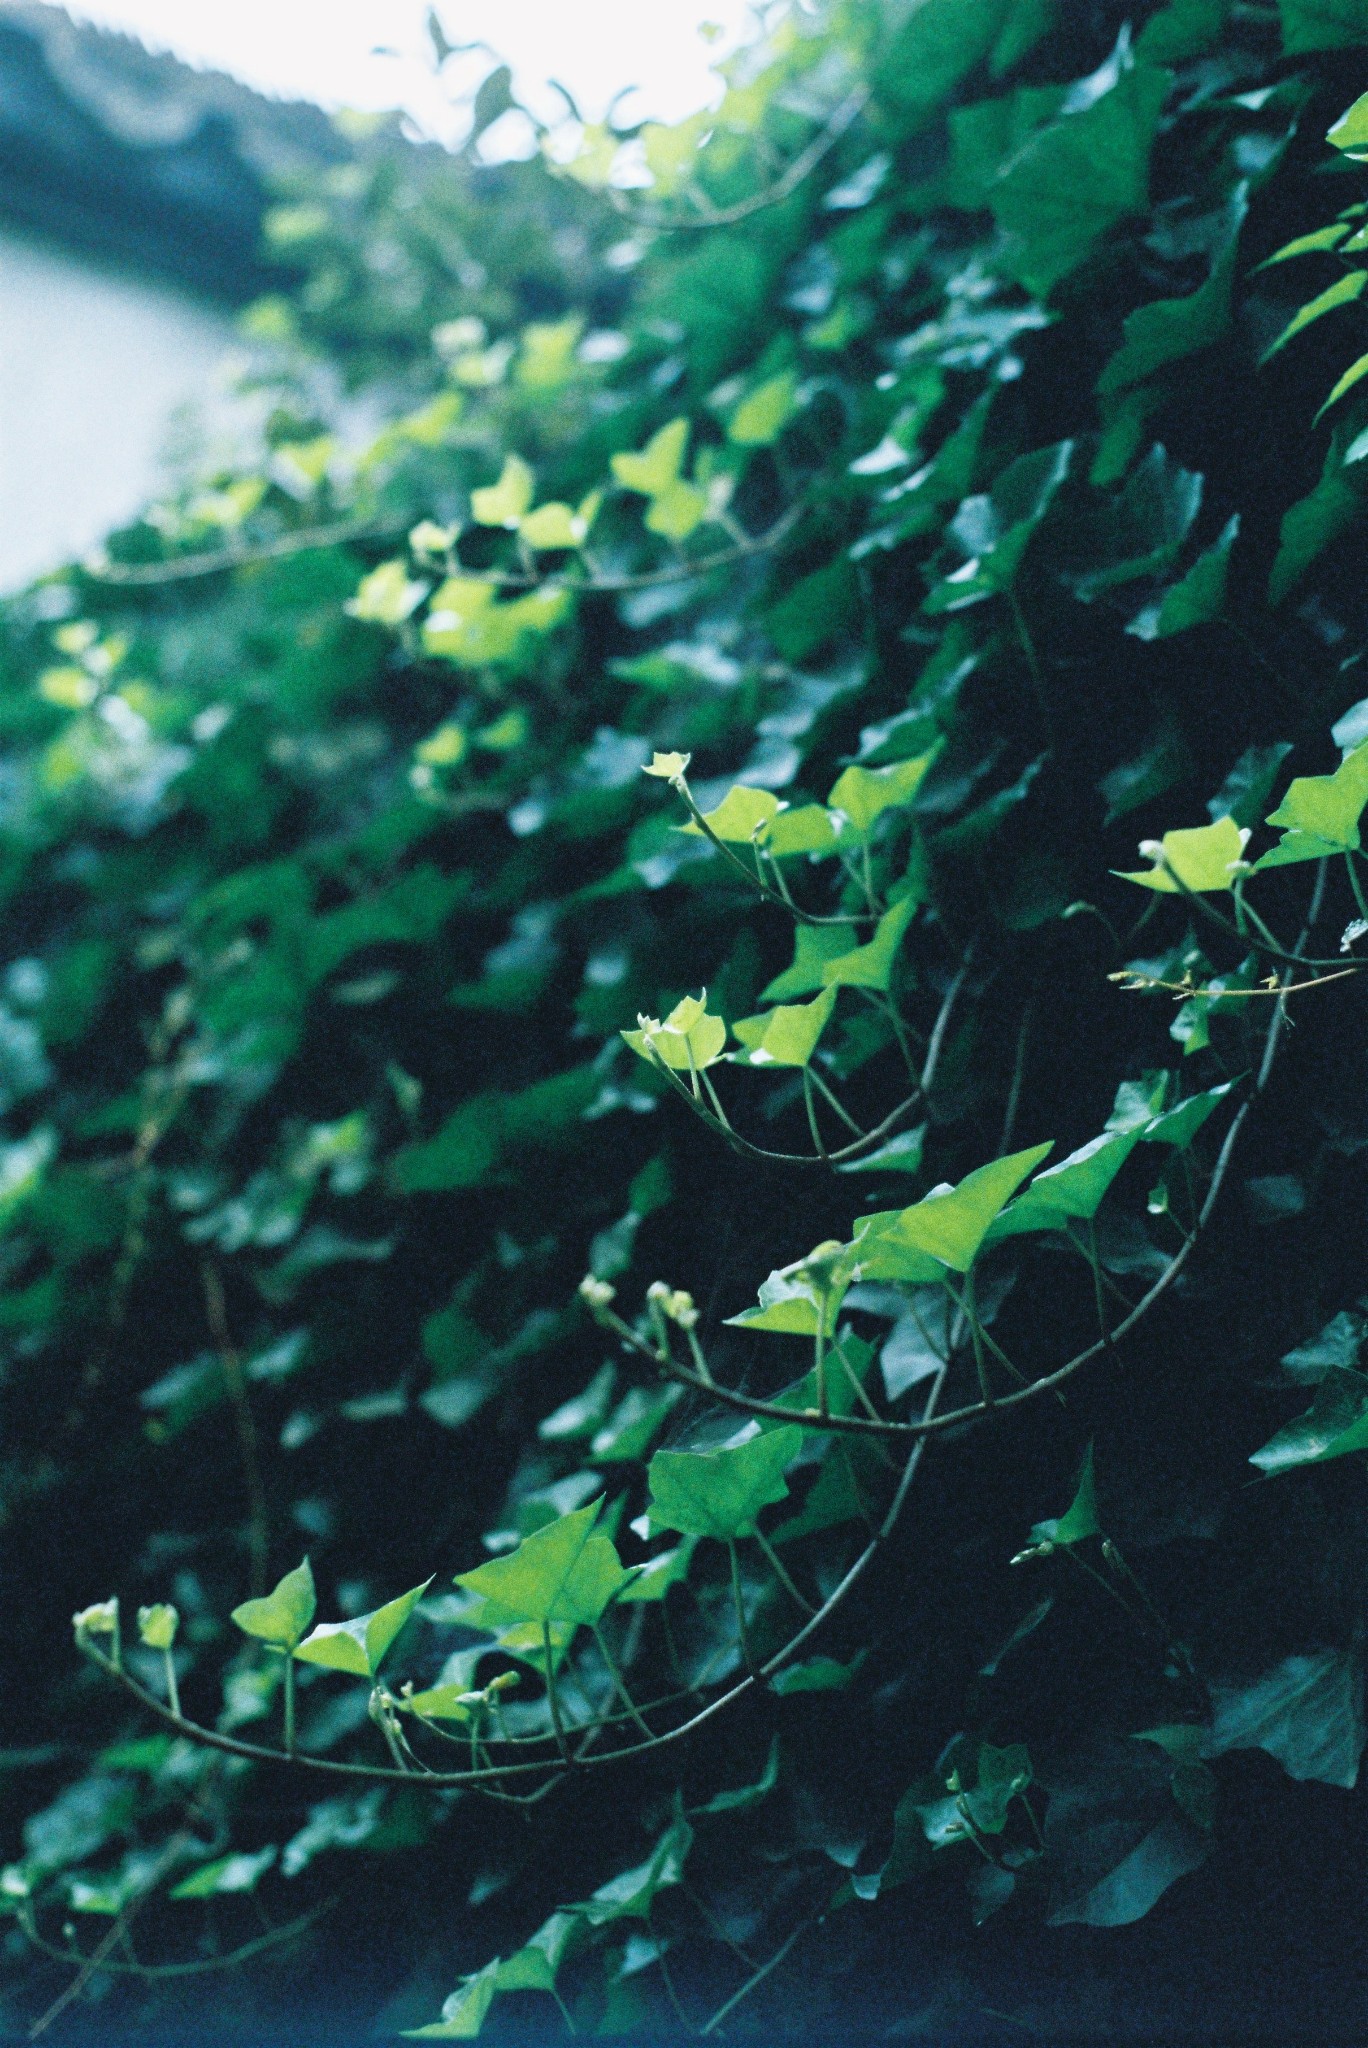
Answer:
[726,1243,851,1337]
[345,560,429,626]
[1262,739,1368,855]
[494,1913,579,1993]
[986,1130,1141,1239]
[827,750,940,837]
[1280,0,1368,54]
[294,1579,432,1679]
[925,442,1073,610]
[1205,1646,1366,1786]
[648,1425,804,1540]
[519,501,585,550]
[836,1126,927,1176]
[1045,1740,1210,1927]
[136,1604,178,1652]
[622,992,728,1072]
[1067,445,1204,600]
[1249,1365,1368,1475]
[1116,814,1249,892]
[470,455,535,528]
[731,988,837,1068]
[403,1960,501,2039]
[770,1651,866,1694]
[455,1502,628,1627]
[862,1142,1054,1276]
[231,1559,316,1650]
[1128,515,1239,640]
[1098,200,1244,392]
[682,784,784,843]
[728,372,798,446]
[762,805,841,859]
[1141,1079,1235,1147]
[171,1847,277,1900]
[1029,1444,1100,1546]
[1268,436,1363,606]
[580,1819,692,1925]
[693,1738,780,1814]
[1262,271,1368,364]
[762,924,853,1001]
[611,417,689,497]
[819,898,917,992]
[1329,87,1368,152]
[990,55,1170,296]
[645,479,708,540]
[615,1540,695,1603]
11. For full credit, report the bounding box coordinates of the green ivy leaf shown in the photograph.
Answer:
[693,1737,780,1813]
[622,992,728,1072]
[731,987,837,1068]
[926,442,1073,610]
[820,898,917,992]
[1268,437,1364,606]
[1249,1365,1368,1475]
[990,55,1170,295]
[762,924,852,1001]
[470,455,535,528]
[1262,271,1368,364]
[986,1129,1141,1239]
[455,1502,628,1627]
[648,1425,804,1540]
[403,1960,501,2038]
[1262,739,1368,855]
[611,417,689,497]
[728,372,798,446]
[294,1579,432,1679]
[1128,515,1239,640]
[762,805,841,859]
[858,1142,1054,1276]
[1205,1647,1365,1786]
[494,1913,579,1993]
[1329,87,1368,151]
[828,750,940,837]
[726,1245,850,1337]
[770,1651,866,1693]
[1141,1079,1235,1147]
[1116,814,1249,892]
[1280,0,1368,54]
[171,1847,277,1900]
[682,785,785,843]
[230,1559,316,1650]
[1030,1443,1100,1546]
[580,1819,692,1924]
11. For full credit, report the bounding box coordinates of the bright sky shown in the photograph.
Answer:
[59,1,765,147]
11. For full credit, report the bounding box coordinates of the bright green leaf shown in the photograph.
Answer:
[820,898,917,992]
[231,1559,316,1650]
[828,750,940,837]
[1116,815,1249,892]
[683,784,784,843]
[648,1425,803,1541]
[731,987,837,1068]
[1030,1443,1100,1546]
[611,417,689,497]
[294,1578,432,1679]
[455,1502,628,1627]
[622,992,728,1072]
[471,455,535,528]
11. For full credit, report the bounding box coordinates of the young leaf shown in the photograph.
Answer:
[1249,1365,1368,1476]
[731,987,837,1068]
[136,1604,178,1652]
[455,1502,628,1627]
[1029,1444,1100,1547]
[1116,815,1249,892]
[611,417,689,497]
[726,1244,850,1337]
[762,804,841,859]
[403,1960,501,2039]
[170,1847,277,1900]
[820,898,917,992]
[470,454,535,528]
[762,923,853,1001]
[682,784,784,843]
[231,1559,316,1650]
[986,1129,1141,1239]
[864,1142,1054,1275]
[1141,1079,1235,1147]
[1261,271,1368,364]
[622,992,727,1072]
[648,1425,804,1541]
[494,1913,579,1993]
[1263,739,1368,854]
[828,750,939,837]
[580,1820,692,1924]
[294,1578,432,1679]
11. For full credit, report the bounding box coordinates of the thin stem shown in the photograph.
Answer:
[283,1654,296,1759]
[802,1069,830,1163]
[162,1648,180,1722]
[592,1623,654,1739]
[807,1063,865,1137]
[728,1541,757,1676]
[542,1624,569,1762]
[752,1529,817,1616]
[701,1921,810,2035]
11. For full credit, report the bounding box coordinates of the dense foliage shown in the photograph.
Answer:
[8,0,1368,2035]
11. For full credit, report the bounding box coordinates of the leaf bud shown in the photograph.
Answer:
[73,1598,119,1637]
[578,1275,617,1311]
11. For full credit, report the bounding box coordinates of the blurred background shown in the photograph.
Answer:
[0,0,755,588]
